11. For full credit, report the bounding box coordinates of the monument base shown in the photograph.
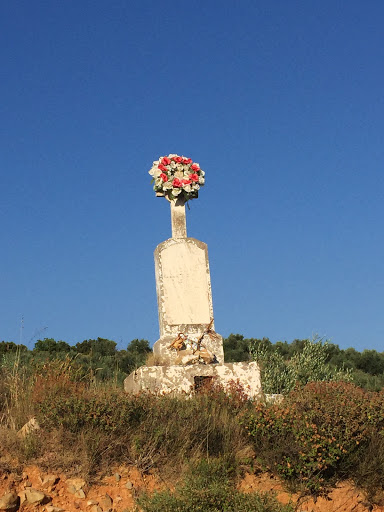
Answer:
[153,331,225,365]
[123,361,262,398]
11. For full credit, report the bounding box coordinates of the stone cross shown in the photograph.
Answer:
[123,169,261,397]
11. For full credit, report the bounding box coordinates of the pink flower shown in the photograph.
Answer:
[183,158,192,164]
[172,156,183,163]
[189,173,199,182]
[162,157,171,165]
[191,163,200,172]
[182,179,191,185]
[160,173,168,182]
[172,178,182,188]
[158,164,167,172]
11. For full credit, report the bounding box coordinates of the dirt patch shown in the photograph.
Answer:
[0,464,382,511]
[239,472,383,512]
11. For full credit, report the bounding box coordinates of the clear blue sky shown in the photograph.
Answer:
[1,1,383,352]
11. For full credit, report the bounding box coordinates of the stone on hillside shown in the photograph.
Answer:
[98,494,113,511]
[90,506,102,512]
[0,492,19,511]
[25,488,51,505]
[40,474,60,488]
[125,481,133,490]
[66,478,86,497]
[17,417,40,438]
[45,506,65,512]
[17,491,27,507]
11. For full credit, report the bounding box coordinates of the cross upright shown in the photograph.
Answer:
[157,193,188,239]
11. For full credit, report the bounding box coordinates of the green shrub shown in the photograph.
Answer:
[137,458,294,512]
[250,337,352,394]
[241,381,384,495]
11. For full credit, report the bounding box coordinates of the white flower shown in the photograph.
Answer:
[155,178,163,187]
[170,161,177,169]
[163,181,173,190]
[199,176,205,185]
[192,183,200,191]
[176,163,184,171]
[172,188,181,196]
[168,154,177,158]
[183,164,189,172]
[200,170,205,177]
[174,170,184,179]
[153,169,162,178]
[183,184,192,193]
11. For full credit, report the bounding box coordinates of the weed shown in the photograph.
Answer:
[137,458,294,512]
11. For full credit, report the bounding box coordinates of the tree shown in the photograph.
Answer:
[34,338,71,353]
[127,339,152,355]
[356,350,384,376]
[125,339,152,368]
[223,334,259,362]
[0,341,28,355]
[75,338,117,357]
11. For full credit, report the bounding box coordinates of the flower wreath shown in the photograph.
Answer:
[149,154,205,202]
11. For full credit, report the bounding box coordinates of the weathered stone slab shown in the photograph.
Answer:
[124,362,261,398]
[153,237,224,364]
[155,237,213,332]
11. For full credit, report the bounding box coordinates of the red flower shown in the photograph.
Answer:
[158,164,167,171]
[189,173,199,182]
[172,178,182,188]
[182,179,191,185]
[191,163,200,172]
[172,156,183,163]
[183,158,192,164]
[160,173,168,182]
[161,157,171,165]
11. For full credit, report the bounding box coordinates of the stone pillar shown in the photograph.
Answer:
[170,198,187,239]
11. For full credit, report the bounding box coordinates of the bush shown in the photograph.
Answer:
[137,458,294,512]
[242,381,384,495]
[250,337,352,394]
[30,366,253,476]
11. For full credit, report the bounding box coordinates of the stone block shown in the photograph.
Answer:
[124,362,261,398]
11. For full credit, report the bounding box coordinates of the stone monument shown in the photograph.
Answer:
[124,155,261,397]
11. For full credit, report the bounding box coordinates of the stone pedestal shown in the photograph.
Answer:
[124,362,261,397]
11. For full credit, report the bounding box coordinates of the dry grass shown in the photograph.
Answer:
[0,359,253,483]
[144,352,168,366]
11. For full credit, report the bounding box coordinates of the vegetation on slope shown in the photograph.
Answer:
[1,351,384,506]
[1,333,384,390]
